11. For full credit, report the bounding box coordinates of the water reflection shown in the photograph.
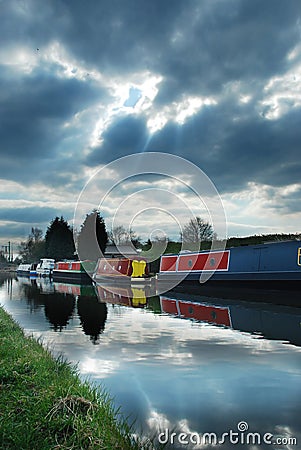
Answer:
[77,296,107,344]
[44,293,75,331]
[160,293,301,347]
[5,275,301,348]
[1,274,301,449]
[95,284,148,309]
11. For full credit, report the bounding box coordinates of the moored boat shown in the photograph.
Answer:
[93,257,153,285]
[16,262,38,276]
[52,261,92,283]
[36,258,55,277]
[16,263,32,275]
[158,240,301,291]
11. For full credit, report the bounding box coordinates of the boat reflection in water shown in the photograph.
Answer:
[160,293,301,347]
[15,276,301,347]
[95,284,148,309]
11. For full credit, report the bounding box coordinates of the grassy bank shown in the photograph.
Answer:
[0,307,152,450]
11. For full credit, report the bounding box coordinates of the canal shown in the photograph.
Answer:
[0,274,300,449]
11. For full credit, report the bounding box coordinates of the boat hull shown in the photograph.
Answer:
[158,241,301,302]
[52,270,92,283]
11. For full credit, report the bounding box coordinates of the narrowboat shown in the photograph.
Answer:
[93,257,152,286]
[52,260,92,283]
[158,240,301,291]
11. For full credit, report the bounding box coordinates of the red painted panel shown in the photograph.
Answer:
[71,262,81,271]
[96,258,131,276]
[160,256,178,272]
[178,301,231,326]
[161,298,178,315]
[56,262,70,270]
[178,251,229,271]
[177,254,199,271]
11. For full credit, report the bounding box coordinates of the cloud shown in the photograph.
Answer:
[87,115,149,165]
[1,0,301,243]
[0,67,106,182]
[0,206,60,224]
[86,96,301,195]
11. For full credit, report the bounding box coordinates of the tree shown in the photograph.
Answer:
[109,225,141,247]
[109,225,129,245]
[19,227,45,262]
[181,217,214,246]
[77,211,108,261]
[45,217,75,261]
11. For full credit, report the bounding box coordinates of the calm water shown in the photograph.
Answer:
[1,274,301,449]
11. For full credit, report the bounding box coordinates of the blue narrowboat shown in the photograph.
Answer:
[158,240,301,290]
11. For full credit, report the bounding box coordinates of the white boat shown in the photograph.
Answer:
[36,258,55,277]
[16,263,32,275]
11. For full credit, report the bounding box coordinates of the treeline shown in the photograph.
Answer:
[151,232,301,255]
[226,233,301,247]
[17,211,301,264]
[18,212,108,263]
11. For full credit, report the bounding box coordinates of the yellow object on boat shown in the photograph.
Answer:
[132,260,146,277]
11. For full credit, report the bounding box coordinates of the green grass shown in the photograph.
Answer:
[0,307,154,450]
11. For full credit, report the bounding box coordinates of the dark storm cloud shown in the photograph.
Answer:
[0,206,69,224]
[0,71,98,157]
[16,0,297,103]
[0,222,31,239]
[87,115,149,165]
[4,0,300,100]
[0,67,107,184]
[154,0,301,104]
[0,204,76,242]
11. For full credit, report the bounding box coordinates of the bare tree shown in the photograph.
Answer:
[19,227,45,262]
[181,217,214,244]
[109,225,141,247]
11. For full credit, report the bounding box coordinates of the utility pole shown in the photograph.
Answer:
[1,242,13,262]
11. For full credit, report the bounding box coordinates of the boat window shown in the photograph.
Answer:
[211,310,217,319]
[210,257,215,267]
[298,248,301,266]
[187,259,193,268]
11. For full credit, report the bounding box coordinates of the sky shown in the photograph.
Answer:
[1,0,301,254]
